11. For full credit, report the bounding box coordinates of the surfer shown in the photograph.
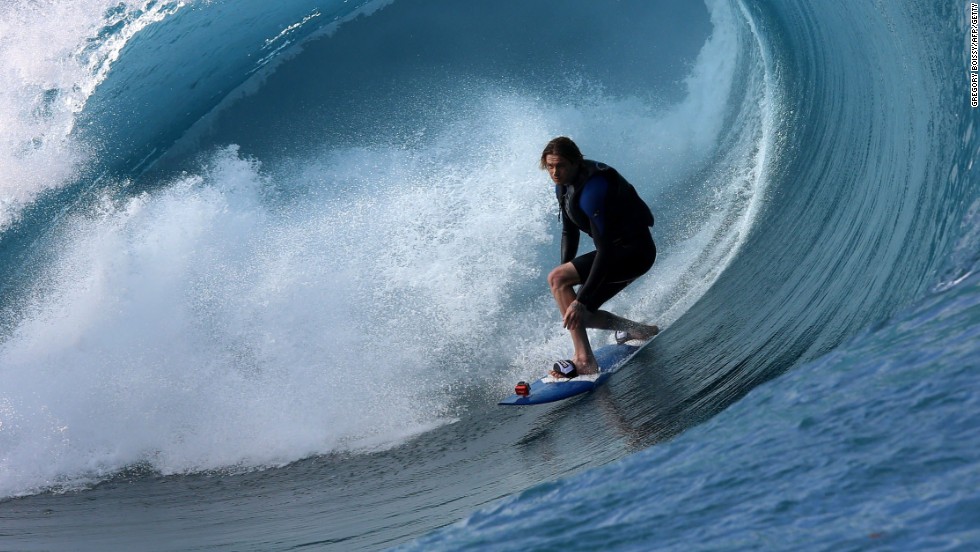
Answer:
[542,136,659,378]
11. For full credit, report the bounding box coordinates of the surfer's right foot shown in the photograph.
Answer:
[549,358,599,378]
[573,357,599,376]
[551,359,578,379]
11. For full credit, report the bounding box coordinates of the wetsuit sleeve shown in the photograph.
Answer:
[560,201,580,265]
[575,176,613,310]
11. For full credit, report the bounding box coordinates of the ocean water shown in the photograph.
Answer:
[0,0,977,550]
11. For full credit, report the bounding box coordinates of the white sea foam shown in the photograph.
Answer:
[0,146,453,497]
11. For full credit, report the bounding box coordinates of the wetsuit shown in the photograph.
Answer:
[557,160,656,311]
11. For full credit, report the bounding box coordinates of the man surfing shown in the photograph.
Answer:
[541,136,659,378]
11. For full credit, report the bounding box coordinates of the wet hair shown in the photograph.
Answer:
[540,136,584,169]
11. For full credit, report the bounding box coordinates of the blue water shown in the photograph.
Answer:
[0,0,978,550]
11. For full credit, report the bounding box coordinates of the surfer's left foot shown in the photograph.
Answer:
[615,325,660,344]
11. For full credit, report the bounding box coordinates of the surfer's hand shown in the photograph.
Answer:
[563,301,586,330]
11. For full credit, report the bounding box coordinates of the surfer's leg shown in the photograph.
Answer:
[547,263,578,315]
[574,236,658,340]
[548,263,599,374]
[567,276,658,340]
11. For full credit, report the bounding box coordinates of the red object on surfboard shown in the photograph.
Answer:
[514,381,531,396]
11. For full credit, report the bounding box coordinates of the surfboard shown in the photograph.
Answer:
[498,338,653,406]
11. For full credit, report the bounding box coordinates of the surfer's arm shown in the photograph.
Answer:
[560,208,580,265]
[576,233,614,311]
[575,177,613,310]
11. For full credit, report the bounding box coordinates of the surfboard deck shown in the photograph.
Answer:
[498,338,653,406]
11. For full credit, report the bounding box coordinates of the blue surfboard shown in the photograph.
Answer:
[498,338,652,406]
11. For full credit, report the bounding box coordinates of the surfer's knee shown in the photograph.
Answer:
[547,264,578,292]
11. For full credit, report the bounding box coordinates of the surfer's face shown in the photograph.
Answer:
[545,154,577,185]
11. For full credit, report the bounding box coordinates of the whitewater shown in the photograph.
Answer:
[1,0,978,550]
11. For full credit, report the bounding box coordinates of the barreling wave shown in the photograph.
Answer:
[0,2,974,538]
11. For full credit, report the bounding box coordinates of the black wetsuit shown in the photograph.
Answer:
[557,160,656,311]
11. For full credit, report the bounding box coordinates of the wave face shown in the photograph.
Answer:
[402,0,980,549]
[1,0,978,549]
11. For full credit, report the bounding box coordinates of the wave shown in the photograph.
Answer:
[0,0,974,534]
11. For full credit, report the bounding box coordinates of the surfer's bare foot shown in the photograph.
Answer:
[548,358,599,378]
[618,324,659,342]
[573,357,600,375]
[638,324,659,339]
